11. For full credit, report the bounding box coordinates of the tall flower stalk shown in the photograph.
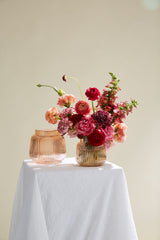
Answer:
[62,75,84,99]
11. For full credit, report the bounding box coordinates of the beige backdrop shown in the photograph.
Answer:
[0,0,160,239]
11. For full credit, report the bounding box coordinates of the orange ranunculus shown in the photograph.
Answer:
[45,107,59,124]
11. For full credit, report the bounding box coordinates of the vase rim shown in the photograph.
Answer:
[35,129,60,136]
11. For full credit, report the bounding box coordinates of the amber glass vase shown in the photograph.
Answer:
[29,130,66,164]
[76,139,107,167]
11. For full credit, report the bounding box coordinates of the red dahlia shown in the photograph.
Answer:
[85,87,100,101]
[88,128,106,146]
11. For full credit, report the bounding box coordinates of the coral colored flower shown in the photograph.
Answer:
[57,118,73,135]
[114,123,127,143]
[57,94,76,108]
[85,87,100,101]
[92,110,112,128]
[45,107,59,124]
[69,114,83,125]
[75,100,91,115]
[59,107,74,118]
[88,128,106,147]
[76,117,95,136]
[104,126,114,141]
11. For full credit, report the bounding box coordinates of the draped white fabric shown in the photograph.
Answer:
[9,158,138,240]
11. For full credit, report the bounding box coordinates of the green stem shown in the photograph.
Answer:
[37,84,59,94]
[66,77,84,99]
[55,116,61,120]
[92,101,95,113]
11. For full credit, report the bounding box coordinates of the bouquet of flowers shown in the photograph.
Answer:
[37,73,137,149]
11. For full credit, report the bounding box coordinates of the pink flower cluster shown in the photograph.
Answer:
[43,73,137,148]
[57,94,76,108]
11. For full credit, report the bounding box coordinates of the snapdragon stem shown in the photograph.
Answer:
[37,84,59,94]
[66,77,84,99]
[92,101,95,113]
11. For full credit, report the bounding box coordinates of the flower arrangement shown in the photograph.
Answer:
[37,72,138,149]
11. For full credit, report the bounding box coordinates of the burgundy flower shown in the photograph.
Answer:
[69,114,83,125]
[88,129,106,146]
[76,117,95,136]
[77,134,83,139]
[92,110,112,128]
[85,87,100,101]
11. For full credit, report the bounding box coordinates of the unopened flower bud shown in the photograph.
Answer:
[62,75,67,82]
[58,89,65,96]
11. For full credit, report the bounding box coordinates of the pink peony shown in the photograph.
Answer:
[57,118,73,135]
[75,100,91,115]
[57,94,76,108]
[59,107,74,118]
[76,117,95,136]
[45,107,59,124]
[104,126,114,141]
[114,123,127,143]
[85,87,100,101]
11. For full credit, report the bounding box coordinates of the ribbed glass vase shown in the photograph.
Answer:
[29,129,66,164]
[76,139,107,167]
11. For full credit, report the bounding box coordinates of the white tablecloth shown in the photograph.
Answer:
[9,158,138,240]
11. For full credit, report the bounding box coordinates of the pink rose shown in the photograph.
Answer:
[76,117,95,136]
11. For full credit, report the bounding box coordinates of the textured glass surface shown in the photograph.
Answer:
[29,130,66,164]
[76,140,107,167]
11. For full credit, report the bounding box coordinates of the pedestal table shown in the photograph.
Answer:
[9,157,138,240]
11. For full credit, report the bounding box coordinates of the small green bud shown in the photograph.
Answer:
[37,84,42,87]
[58,89,65,96]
